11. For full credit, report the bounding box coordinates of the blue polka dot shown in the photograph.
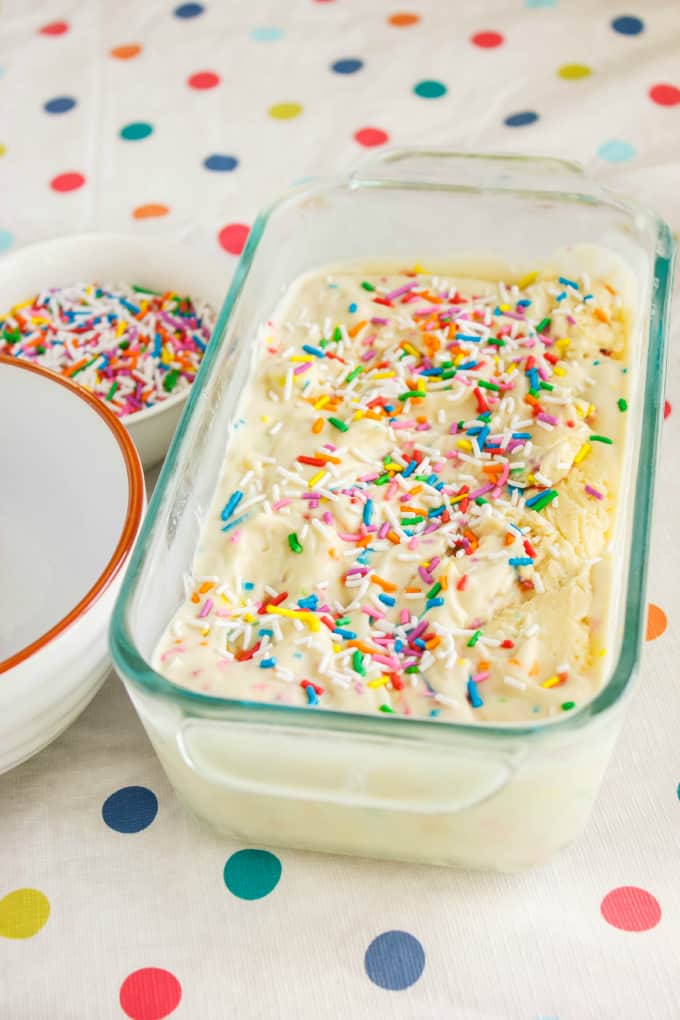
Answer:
[413,79,447,99]
[0,230,15,253]
[223,849,281,900]
[331,58,364,75]
[250,26,284,42]
[203,153,239,172]
[174,2,204,17]
[504,110,539,127]
[597,139,636,163]
[43,96,76,114]
[365,931,425,990]
[611,15,644,35]
[102,786,158,833]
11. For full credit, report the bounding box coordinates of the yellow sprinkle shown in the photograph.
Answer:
[260,415,269,423]
[499,303,510,312]
[553,365,567,376]
[517,271,538,289]
[457,439,472,453]
[266,606,320,631]
[372,371,396,380]
[289,355,311,362]
[412,263,426,274]
[243,613,256,624]
[402,343,419,357]
[574,442,591,465]
[507,363,518,375]
[541,675,560,689]
[456,657,469,669]
[332,643,341,653]
[314,395,330,410]
[367,677,389,689]
[598,648,607,657]
[11,299,33,313]
[219,594,230,604]
[384,462,402,472]
[116,320,127,337]
[277,375,285,386]
[556,337,570,352]
[308,469,325,489]
[201,628,209,637]
[450,492,469,504]
[160,351,172,365]
[527,473,536,484]
[353,409,365,420]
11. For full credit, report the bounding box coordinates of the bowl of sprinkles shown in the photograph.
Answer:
[0,234,224,467]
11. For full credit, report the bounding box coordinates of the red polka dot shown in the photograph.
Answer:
[50,172,86,193]
[39,20,69,36]
[354,127,390,148]
[471,30,504,48]
[664,399,671,419]
[187,71,220,90]
[601,886,661,932]
[120,968,182,1020]
[218,222,250,255]
[649,83,680,106]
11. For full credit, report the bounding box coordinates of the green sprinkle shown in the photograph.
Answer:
[561,701,576,711]
[379,704,395,713]
[163,368,180,392]
[426,581,441,600]
[71,355,98,377]
[106,381,119,401]
[361,281,375,292]
[401,516,425,525]
[441,368,457,380]
[132,284,161,295]
[532,489,558,511]
[36,345,46,355]
[345,365,363,384]
[319,338,329,349]
[475,497,488,505]
[352,650,365,675]
[488,338,506,347]
[118,339,130,350]
[467,630,482,647]
[335,616,351,626]
[3,328,20,344]
[536,317,551,333]
[288,532,303,554]
[539,381,554,391]
[332,326,342,342]
[404,665,420,674]
[617,398,628,412]
[477,380,500,392]
[374,473,391,486]
[589,434,613,445]
[328,417,348,432]
[398,391,427,400]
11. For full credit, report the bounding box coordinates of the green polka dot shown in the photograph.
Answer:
[120,121,154,141]
[223,849,282,900]
[557,64,592,80]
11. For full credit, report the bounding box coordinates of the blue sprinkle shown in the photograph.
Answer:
[508,557,533,567]
[426,597,445,610]
[467,678,483,708]
[558,275,580,290]
[527,368,539,390]
[302,343,324,358]
[153,333,162,357]
[457,360,478,370]
[243,581,255,590]
[394,639,403,652]
[297,594,318,610]
[511,431,531,439]
[259,658,276,668]
[120,299,140,315]
[414,638,426,649]
[258,628,273,637]
[516,299,532,308]
[466,425,482,436]
[456,333,481,342]
[333,628,357,640]
[421,367,442,376]
[429,709,441,718]
[378,593,396,607]
[221,490,243,521]
[477,425,490,448]
[363,498,374,526]
[356,550,372,565]
[305,686,319,705]
[292,652,304,659]
[348,302,358,313]
[384,404,395,413]
[525,491,548,508]
[428,506,445,518]
[426,473,438,486]
[555,291,568,302]
[402,459,417,478]
[221,512,251,532]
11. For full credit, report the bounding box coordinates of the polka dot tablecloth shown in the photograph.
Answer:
[1,2,680,1018]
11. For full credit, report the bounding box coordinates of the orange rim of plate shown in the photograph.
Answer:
[0,355,144,673]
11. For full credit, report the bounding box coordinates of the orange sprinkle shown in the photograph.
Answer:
[425,635,441,650]
[328,548,339,559]
[477,660,490,672]
[348,319,367,338]
[387,530,401,544]
[529,662,540,677]
[312,417,324,434]
[604,283,617,295]
[66,357,88,376]
[348,640,381,655]
[504,532,516,546]
[439,574,448,591]
[371,574,397,593]
[316,452,341,465]
[191,593,200,604]
[198,581,214,594]
[508,657,521,667]
[594,307,610,323]
[404,586,421,594]
[409,484,423,495]
[364,411,384,421]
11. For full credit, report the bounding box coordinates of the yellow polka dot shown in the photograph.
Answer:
[0,888,50,939]
[558,64,592,80]
[646,603,667,641]
[0,144,6,157]
[268,102,303,120]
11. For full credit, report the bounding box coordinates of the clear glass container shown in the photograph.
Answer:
[110,152,674,871]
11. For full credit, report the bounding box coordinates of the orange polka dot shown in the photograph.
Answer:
[388,12,420,27]
[132,203,170,220]
[646,603,667,641]
[111,43,142,60]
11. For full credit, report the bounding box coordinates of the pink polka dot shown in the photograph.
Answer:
[187,71,220,90]
[601,886,661,931]
[354,127,390,147]
[120,968,182,1020]
[471,30,504,48]
[649,83,680,106]
[39,20,69,36]
[664,399,671,419]
[50,172,86,192]
[218,222,250,255]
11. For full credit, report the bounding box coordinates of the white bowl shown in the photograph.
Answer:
[0,356,145,773]
[0,233,228,468]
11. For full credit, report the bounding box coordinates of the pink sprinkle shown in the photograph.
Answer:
[359,471,380,482]
[373,653,400,669]
[387,480,399,499]
[362,605,385,619]
[378,521,390,539]
[585,484,603,500]
[229,530,242,543]
[272,499,292,511]
[323,443,338,452]
[294,362,312,375]
[161,646,185,663]
[408,536,418,550]
[566,314,577,326]
[418,566,433,584]
[361,349,375,362]
[537,412,558,426]
[371,316,389,325]
[472,670,490,683]
[385,280,419,301]
[449,422,459,435]
[215,609,231,618]
[400,608,410,625]
[322,511,333,525]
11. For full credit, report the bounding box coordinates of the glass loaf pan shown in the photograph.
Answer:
[110,152,674,871]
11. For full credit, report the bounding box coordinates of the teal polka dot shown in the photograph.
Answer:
[526,0,558,6]
[0,229,14,253]
[413,79,447,99]
[120,121,154,141]
[250,27,283,41]
[223,849,281,900]
[597,140,636,163]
